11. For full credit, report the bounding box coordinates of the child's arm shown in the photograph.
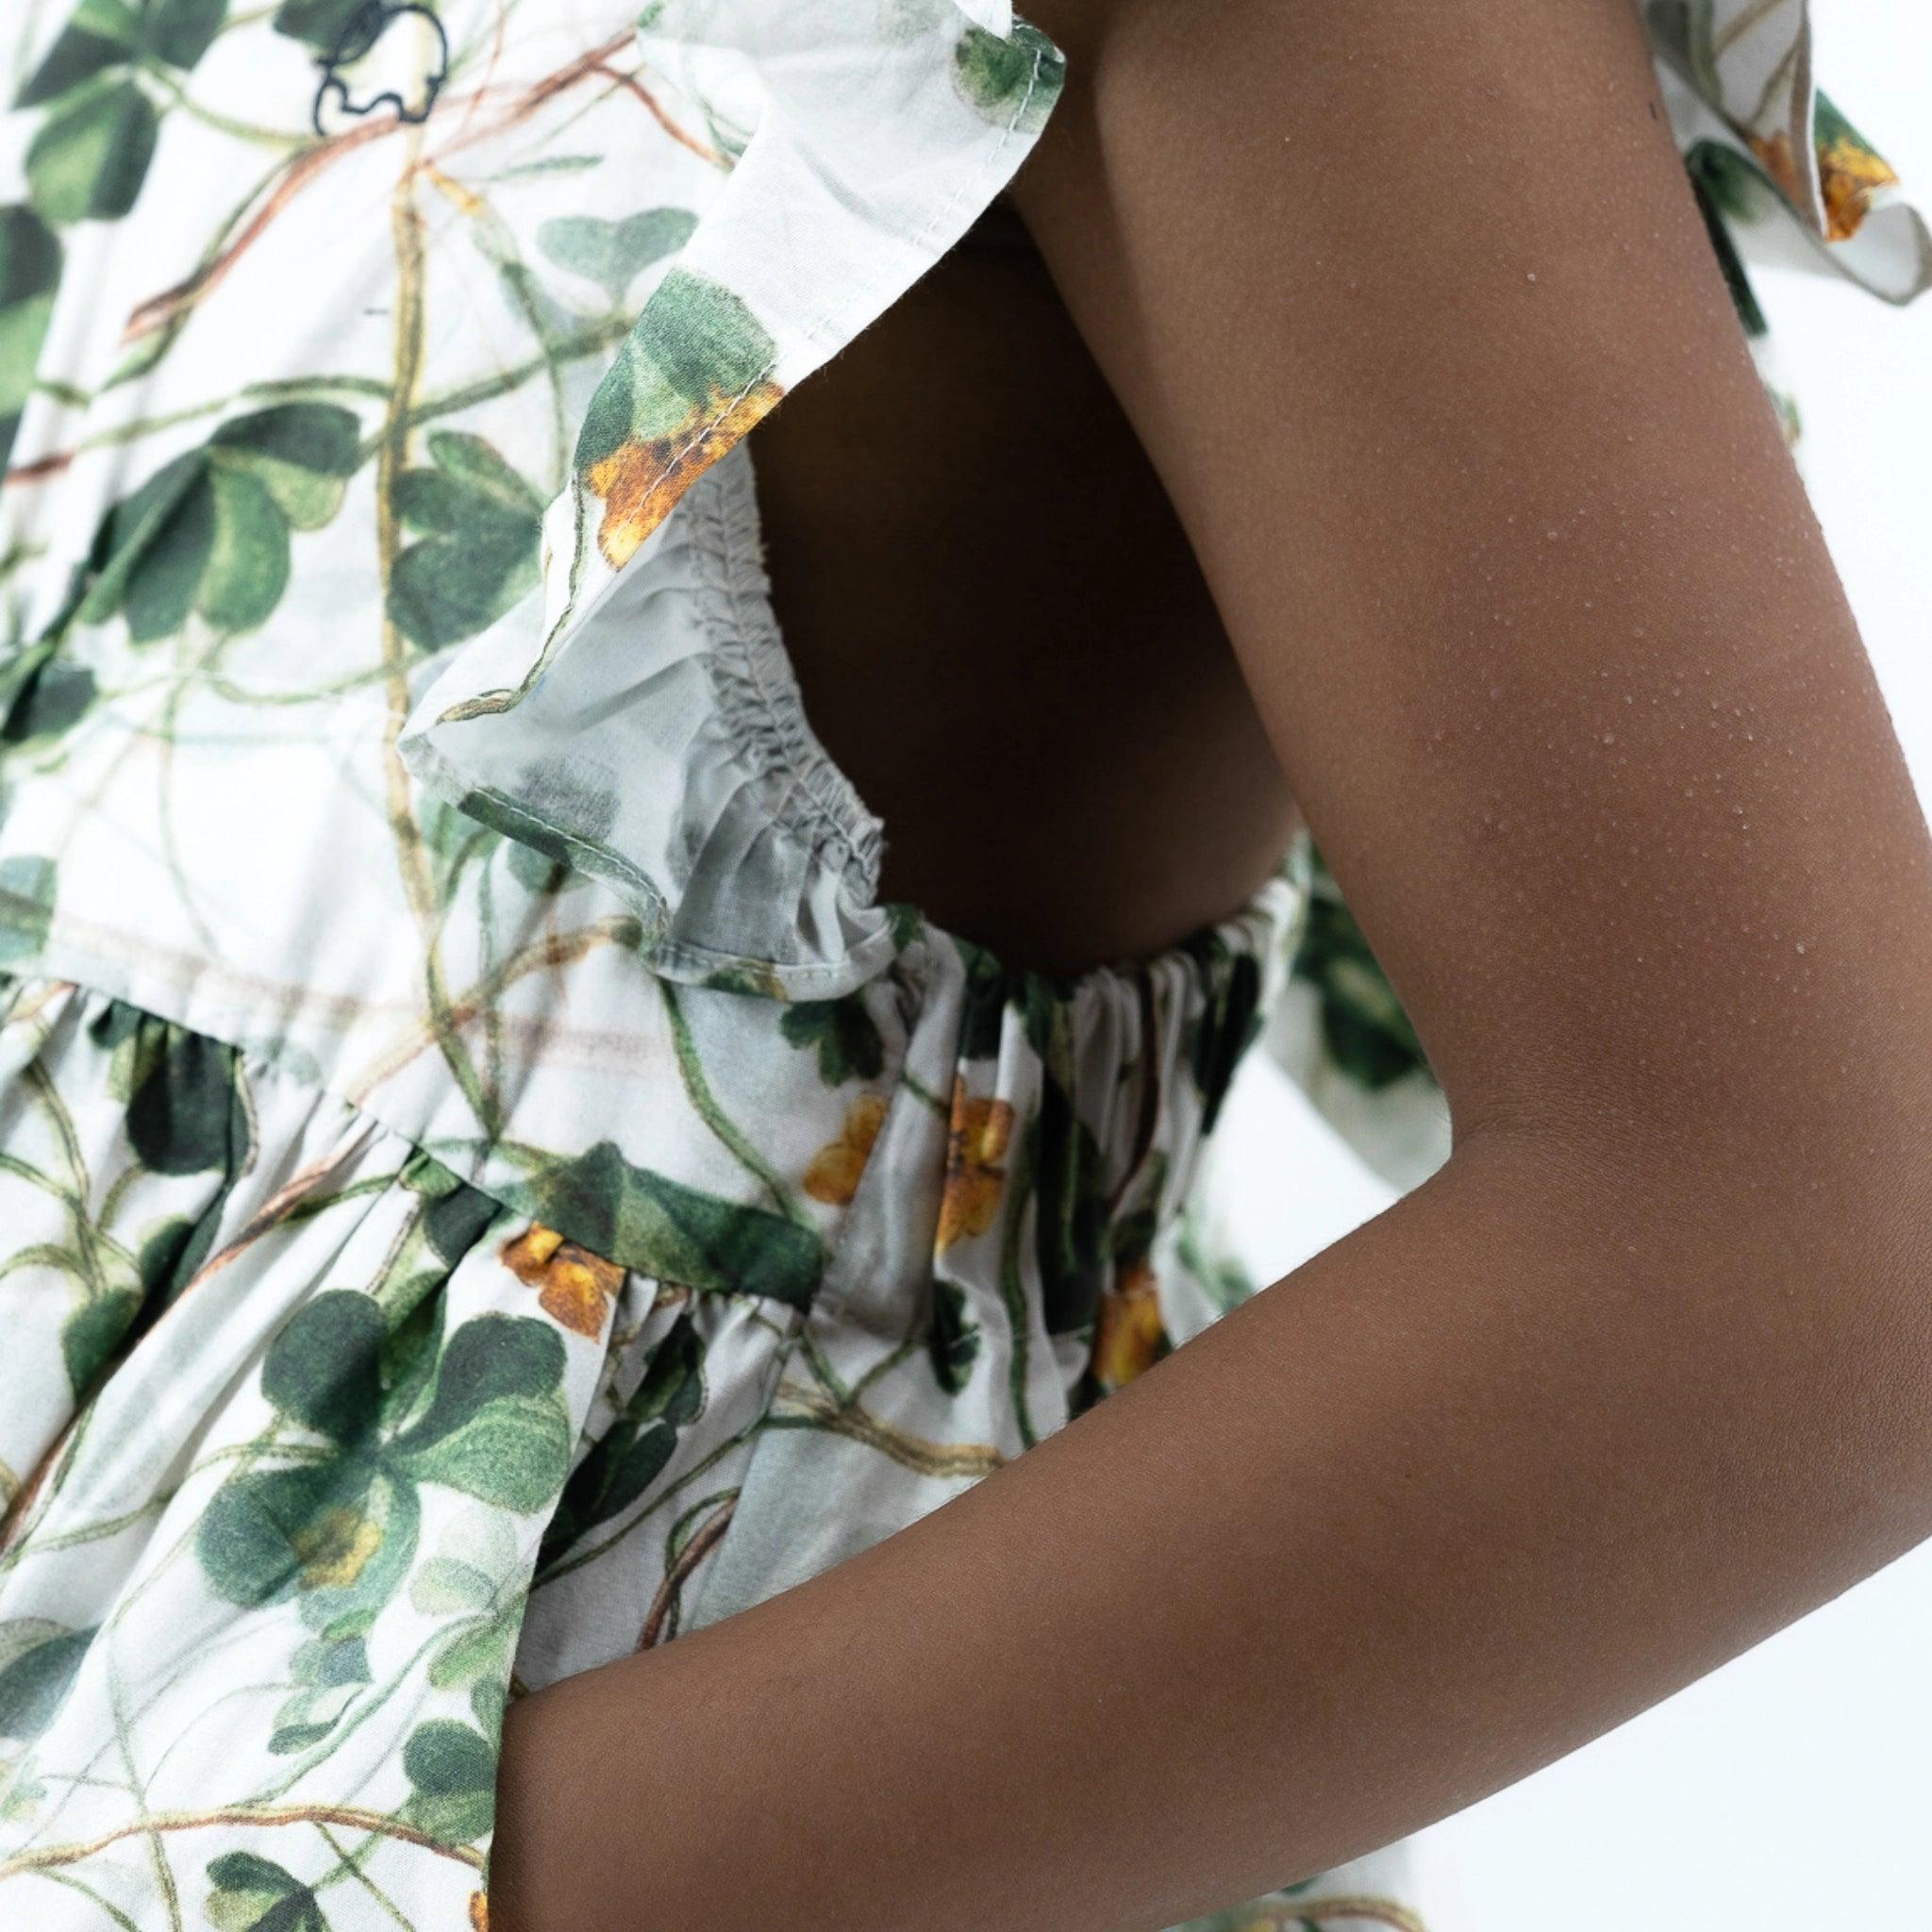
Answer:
[491,3,1932,1924]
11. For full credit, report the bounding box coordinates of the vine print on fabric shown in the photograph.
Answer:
[0,2,1924,1930]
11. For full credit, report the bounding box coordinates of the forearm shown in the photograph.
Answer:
[491,1121,1932,1931]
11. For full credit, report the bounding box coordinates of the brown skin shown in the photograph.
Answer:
[491,2,1932,1926]
[749,205,1301,974]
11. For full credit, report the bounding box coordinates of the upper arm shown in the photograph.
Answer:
[1010,0,1932,1170]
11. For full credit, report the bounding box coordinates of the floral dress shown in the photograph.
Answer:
[0,3,1922,1928]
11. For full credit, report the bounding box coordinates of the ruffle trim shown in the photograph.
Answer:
[1647,0,1930,303]
[397,0,1062,997]
[683,444,886,908]
[399,0,1924,1007]
[401,441,900,998]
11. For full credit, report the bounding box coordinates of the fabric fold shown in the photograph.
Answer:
[405,440,900,999]
[393,0,1926,1135]
[1645,0,1930,303]
[398,0,1064,992]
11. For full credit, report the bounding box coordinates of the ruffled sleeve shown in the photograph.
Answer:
[1263,2,1927,1192]
[397,0,1064,996]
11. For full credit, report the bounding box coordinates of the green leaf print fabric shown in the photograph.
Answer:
[0,3,1924,1928]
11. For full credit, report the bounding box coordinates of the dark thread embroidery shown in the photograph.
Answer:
[311,3,450,139]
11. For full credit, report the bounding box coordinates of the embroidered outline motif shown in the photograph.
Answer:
[310,2,450,139]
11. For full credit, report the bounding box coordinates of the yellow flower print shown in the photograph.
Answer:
[585,386,781,568]
[1751,117,1901,246]
[291,1507,383,1591]
[468,1892,489,1932]
[501,1223,624,1340]
[804,1091,890,1206]
[937,1075,1015,1251]
[1089,1257,1169,1391]
[1818,132,1898,242]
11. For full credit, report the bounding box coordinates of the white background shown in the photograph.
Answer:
[1214,11,1932,1924]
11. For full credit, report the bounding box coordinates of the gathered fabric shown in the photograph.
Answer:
[0,871,1301,1925]
[0,1,1923,1925]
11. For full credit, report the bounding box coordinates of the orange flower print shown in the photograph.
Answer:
[576,270,785,564]
[1818,131,1898,242]
[468,1891,489,1932]
[501,1223,624,1339]
[1752,111,1900,246]
[804,1091,889,1206]
[1089,1257,1169,1392]
[937,1076,1015,1252]
[586,385,780,568]
[1749,128,1802,208]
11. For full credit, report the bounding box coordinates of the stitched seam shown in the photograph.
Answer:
[683,451,885,895]
[651,41,1058,924]
[441,31,1058,921]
